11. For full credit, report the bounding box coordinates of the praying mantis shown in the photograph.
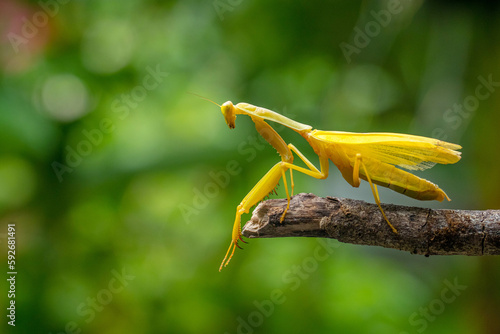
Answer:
[211,99,461,271]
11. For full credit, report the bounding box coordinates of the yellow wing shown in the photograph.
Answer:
[311,131,462,171]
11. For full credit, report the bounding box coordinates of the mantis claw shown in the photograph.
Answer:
[219,239,236,271]
[219,232,246,271]
[239,235,248,244]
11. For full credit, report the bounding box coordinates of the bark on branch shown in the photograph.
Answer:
[241,193,500,256]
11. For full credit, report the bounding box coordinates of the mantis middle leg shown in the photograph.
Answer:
[280,144,330,221]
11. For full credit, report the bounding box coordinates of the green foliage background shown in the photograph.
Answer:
[1,0,500,333]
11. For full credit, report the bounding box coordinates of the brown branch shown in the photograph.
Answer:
[241,193,500,256]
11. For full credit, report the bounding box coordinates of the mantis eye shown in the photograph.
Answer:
[221,101,236,129]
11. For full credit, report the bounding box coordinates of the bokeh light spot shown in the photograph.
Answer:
[81,19,135,74]
[0,156,36,211]
[41,73,89,122]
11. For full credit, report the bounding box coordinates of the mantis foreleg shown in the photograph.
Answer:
[220,162,285,271]
[220,144,329,270]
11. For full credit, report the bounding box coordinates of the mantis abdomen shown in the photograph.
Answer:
[311,136,452,203]
[358,160,449,202]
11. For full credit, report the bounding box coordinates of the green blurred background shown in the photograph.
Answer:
[1,0,500,333]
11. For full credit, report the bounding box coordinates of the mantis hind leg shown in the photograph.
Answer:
[353,153,398,234]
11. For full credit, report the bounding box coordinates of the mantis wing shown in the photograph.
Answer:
[312,131,462,171]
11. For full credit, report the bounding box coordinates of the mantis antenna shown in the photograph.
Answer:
[187,92,221,107]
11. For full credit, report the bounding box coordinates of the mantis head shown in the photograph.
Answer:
[221,101,237,129]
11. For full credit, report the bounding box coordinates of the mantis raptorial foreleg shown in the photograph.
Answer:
[219,144,329,271]
[220,161,284,271]
[353,153,398,234]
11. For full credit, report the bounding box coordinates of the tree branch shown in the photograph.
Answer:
[241,193,500,256]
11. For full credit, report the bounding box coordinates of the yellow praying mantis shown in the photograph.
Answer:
[210,99,461,271]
